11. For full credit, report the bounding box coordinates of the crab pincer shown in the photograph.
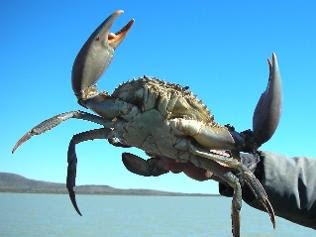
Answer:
[72,10,134,102]
[252,53,282,148]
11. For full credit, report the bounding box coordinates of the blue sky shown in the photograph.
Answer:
[1,1,315,194]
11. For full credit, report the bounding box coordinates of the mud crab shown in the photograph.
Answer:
[12,10,281,237]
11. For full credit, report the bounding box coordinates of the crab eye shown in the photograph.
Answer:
[95,36,100,41]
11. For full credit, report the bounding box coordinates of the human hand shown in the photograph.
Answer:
[122,152,214,181]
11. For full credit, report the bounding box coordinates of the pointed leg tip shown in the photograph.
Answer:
[12,141,23,154]
[261,197,276,229]
[243,172,276,229]
[72,199,83,216]
[12,132,32,154]
[68,188,82,216]
[11,146,17,154]
[74,205,82,216]
[270,209,276,229]
[270,216,276,229]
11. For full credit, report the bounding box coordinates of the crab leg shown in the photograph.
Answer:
[222,172,242,237]
[169,118,241,150]
[12,111,110,153]
[12,111,115,215]
[67,128,112,215]
[242,170,275,228]
[175,152,244,237]
[189,144,275,228]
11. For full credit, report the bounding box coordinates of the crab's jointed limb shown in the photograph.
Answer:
[67,127,113,215]
[170,53,281,153]
[12,111,110,154]
[122,149,276,237]
[169,118,238,151]
[72,10,134,102]
[252,53,282,148]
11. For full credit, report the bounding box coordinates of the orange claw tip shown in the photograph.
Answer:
[114,10,124,15]
[109,18,135,49]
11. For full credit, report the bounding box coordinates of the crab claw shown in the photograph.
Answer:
[72,10,134,100]
[252,53,282,148]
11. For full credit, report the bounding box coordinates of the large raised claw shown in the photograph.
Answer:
[72,10,134,101]
[252,53,282,148]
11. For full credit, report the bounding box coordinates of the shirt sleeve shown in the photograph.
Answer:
[248,151,316,229]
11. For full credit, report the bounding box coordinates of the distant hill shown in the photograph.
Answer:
[0,172,214,196]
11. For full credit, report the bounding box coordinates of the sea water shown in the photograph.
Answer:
[0,193,314,237]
